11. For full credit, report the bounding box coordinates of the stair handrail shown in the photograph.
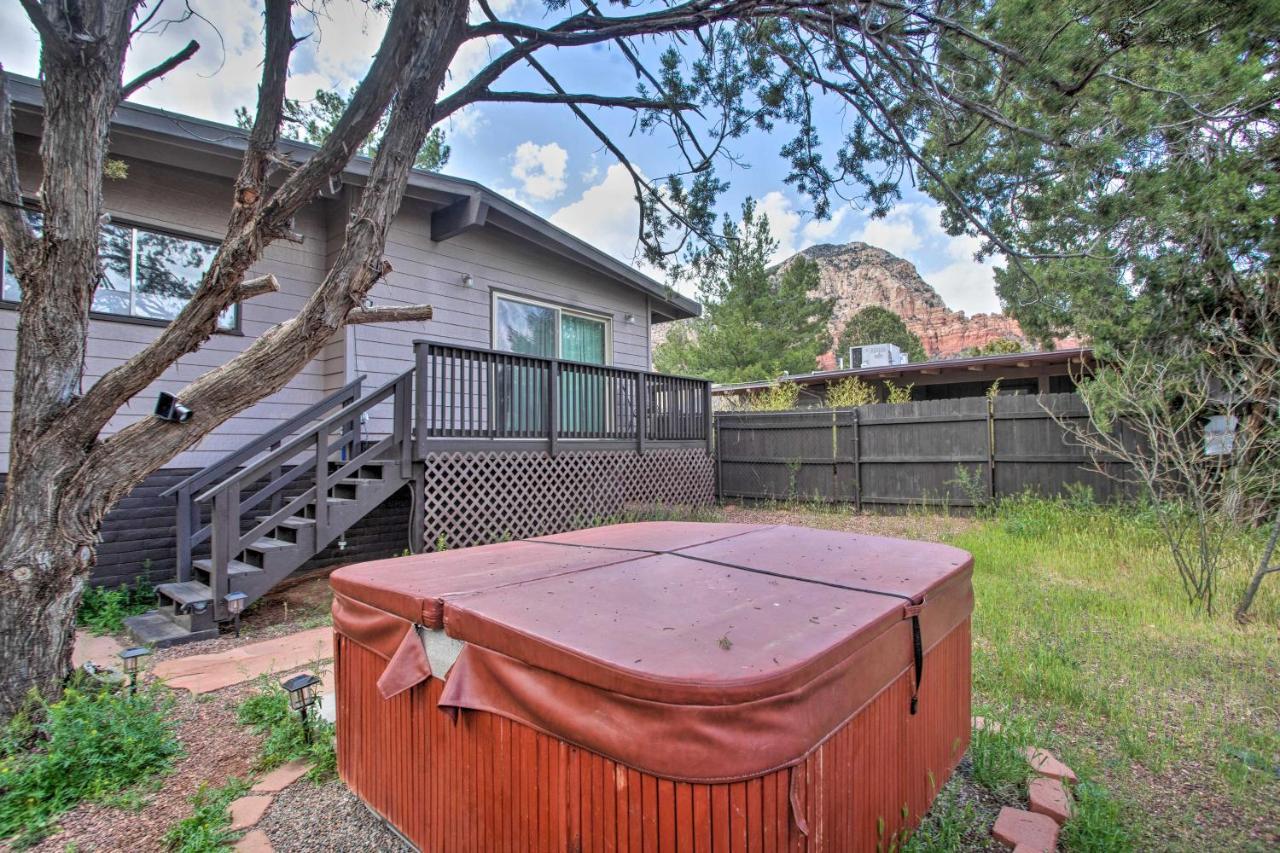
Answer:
[196,369,414,618]
[162,375,367,500]
[168,375,365,584]
[194,370,409,504]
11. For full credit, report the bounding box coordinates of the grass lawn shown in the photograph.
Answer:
[721,498,1280,851]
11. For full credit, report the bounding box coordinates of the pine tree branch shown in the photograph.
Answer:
[121,40,200,99]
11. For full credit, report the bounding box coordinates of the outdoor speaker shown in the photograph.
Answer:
[154,391,193,423]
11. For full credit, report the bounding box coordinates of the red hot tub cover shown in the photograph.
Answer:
[329,522,973,784]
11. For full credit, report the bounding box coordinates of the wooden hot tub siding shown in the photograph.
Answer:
[335,620,971,852]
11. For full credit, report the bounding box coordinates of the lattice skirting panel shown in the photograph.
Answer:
[422,447,716,550]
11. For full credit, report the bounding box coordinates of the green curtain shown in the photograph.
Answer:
[560,314,606,433]
[560,314,606,364]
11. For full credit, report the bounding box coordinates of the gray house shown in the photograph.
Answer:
[2,74,714,644]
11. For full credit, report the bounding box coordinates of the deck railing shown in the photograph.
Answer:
[414,340,712,455]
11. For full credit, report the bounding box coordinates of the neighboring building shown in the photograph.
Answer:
[713,348,1093,408]
[1,74,713,643]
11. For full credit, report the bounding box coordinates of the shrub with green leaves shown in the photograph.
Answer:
[163,777,251,853]
[0,683,181,847]
[236,676,335,780]
[77,576,156,635]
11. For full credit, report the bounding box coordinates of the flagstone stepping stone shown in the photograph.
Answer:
[233,829,274,852]
[992,806,1059,852]
[153,627,331,694]
[72,629,125,669]
[1023,746,1078,782]
[229,795,274,831]
[1029,776,1072,824]
[251,760,312,794]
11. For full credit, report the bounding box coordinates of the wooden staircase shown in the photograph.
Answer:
[127,371,418,647]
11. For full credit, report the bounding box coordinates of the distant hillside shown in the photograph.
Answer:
[651,241,1041,364]
[783,242,1028,360]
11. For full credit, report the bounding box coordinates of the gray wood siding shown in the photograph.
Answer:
[2,142,331,471]
[352,199,651,437]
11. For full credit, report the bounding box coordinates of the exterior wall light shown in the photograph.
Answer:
[224,591,248,637]
[154,391,193,423]
[119,646,151,694]
[624,313,636,324]
[460,273,473,287]
[281,672,322,743]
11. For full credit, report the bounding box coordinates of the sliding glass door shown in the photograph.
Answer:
[493,294,611,435]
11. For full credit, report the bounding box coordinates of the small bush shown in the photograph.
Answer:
[163,777,251,853]
[739,381,800,411]
[0,683,181,847]
[825,376,877,408]
[883,380,914,404]
[236,676,335,780]
[78,576,156,635]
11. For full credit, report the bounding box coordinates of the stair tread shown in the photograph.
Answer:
[193,558,263,576]
[125,611,218,648]
[156,580,214,605]
[255,516,316,528]
[246,537,294,550]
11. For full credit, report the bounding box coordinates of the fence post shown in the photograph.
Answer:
[314,429,329,544]
[704,381,713,456]
[852,408,862,512]
[986,395,997,502]
[714,415,723,499]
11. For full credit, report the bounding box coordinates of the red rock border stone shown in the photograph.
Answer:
[974,717,1078,851]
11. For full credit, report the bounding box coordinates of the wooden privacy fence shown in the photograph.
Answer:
[715,392,1133,507]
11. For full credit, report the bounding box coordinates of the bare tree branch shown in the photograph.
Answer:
[17,0,71,57]
[120,39,200,99]
[237,274,280,301]
[471,91,697,111]
[347,304,434,325]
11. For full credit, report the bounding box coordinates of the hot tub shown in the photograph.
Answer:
[330,522,973,851]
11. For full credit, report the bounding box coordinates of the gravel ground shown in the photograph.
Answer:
[29,684,263,853]
[257,779,413,853]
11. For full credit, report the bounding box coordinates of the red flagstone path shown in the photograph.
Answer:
[152,627,333,694]
[71,629,124,669]
[993,806,1060,852]
[1023,746,1079,783]
[1029,776,1073,825]
[250,759,312,794]
[233,829,274,852]
[973,717,1082,850]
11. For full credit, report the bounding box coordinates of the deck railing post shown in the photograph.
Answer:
[636,373,647,456]
[211,481,238,618]
[314,429,330,543]
[395,374,412,478]
[548,360,560,457]
[175,487,192,582]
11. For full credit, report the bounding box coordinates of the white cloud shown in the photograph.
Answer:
[755,191,851,262]
[854,206,923,257]
[550,164,643,263]
[510,141,569,201]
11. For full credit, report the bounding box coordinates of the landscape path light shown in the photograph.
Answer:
[119,646,151,694]
[281,672,322,743]
[224,591,248,638]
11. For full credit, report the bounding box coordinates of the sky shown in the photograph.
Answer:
[0,0,1005,315]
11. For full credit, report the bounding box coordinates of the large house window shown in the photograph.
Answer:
[493,293,610,365]
[2,211,237,331]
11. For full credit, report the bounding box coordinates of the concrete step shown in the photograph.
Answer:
[124,610,218,648]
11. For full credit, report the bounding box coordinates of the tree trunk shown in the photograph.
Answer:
[1236,509,1280,622]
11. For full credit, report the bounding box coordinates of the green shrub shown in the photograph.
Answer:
[77,576,156,635]
[163,777,250,853]
[0,683,181,847]
[235,676,335,780]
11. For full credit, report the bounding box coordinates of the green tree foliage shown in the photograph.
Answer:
[654,200,833,383]
[836,306,926,363]
[924,1,1279,355]
[235,89,449,172]
[825,376,877,408]
[962,338,1024,358]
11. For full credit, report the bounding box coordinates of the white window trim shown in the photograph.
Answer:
[491,291,613,365]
